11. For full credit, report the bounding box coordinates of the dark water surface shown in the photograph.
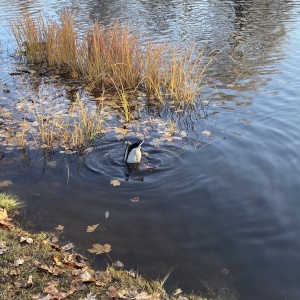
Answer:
[1,1,300,299]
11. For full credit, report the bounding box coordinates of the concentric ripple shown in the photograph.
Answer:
[82,139,189,188]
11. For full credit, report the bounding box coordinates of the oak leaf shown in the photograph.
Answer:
[88,243,111,255]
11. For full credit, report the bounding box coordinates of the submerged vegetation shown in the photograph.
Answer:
[9,12,213,106]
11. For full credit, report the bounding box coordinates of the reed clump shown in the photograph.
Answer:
[21,92,107,150]
[10,12,213,112]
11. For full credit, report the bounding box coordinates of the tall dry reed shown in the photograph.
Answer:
[9,12,213,109]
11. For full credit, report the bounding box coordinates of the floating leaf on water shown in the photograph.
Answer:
[55,225,64,231]
[0,180,12,188]
[180,131,187,137]
[131,197,140,202]
[86,223,100,233]
[105,211,109,219]
[201,130,212,136]
[150,138,162,147]
[110,179,120,186]
[47,161,57,168]
[221,267,229,275]
[113,260,124,268]
[88,243,111,255]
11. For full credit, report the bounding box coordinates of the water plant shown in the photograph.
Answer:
[9,12,213,108]
[18,90,107,151]
[0,192,23,212]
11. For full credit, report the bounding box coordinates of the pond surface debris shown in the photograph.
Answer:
[0,195,236,300]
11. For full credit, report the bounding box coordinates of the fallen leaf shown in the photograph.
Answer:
[31,293,52,300]
[110,179,120,186]
[106,285,118,298]
[14,258,25,266]
[79,292,98,300]
[20,236,33,244]
[135,291,152,300]
[95,271,112,286]
[0,219,15,229]
[117,289,129,299]
[150,138,162,147]
[80,269,96,283]
[201,130,212,136]
[113,260,124,268]
[62,253,87,268]
[88,243,111,255]
[38,263,61,275]
[221,267,229,275]
[86,223,100,233]
[14,275,33,288]
[0,180,12,188]
[61,243,74,251]
[0,241,9,255]
[55,224,64,231]
[131,197,140,202]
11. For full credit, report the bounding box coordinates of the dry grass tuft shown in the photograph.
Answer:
[9,12,214,110]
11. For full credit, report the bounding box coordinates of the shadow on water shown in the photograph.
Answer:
[1,1,300,300]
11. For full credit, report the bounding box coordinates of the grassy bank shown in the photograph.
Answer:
[0,194,237,300]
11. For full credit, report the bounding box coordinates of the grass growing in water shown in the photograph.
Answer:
[0,193,23,213]
[9,12,213,107]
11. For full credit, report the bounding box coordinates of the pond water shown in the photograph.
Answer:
[1,1,300,299]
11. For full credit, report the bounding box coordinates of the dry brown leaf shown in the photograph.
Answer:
[110,179,120,186]
[55,224,64,231]
[38,263,62,275]
[106,285,118,298]
[9,268,20,276]
[14,276,33,288]
[86,223,100,233]
[112,260,124,268]
[61,242,74,251]
[0,219,15,229]
[135,292,152,300]
[53,255,63,266]
[88,243,111,255]
[0,241,9,255]
[131,197,140,202]
[20,236,33,244]
[80,269,96,283]
[13,258,25,266]
[95,271,112,286]
[0,180,12,188]
[62,253,87,268]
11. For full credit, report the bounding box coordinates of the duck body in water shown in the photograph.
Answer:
[124,140,144,163]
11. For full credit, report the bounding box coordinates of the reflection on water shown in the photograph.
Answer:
[1,1,300,300]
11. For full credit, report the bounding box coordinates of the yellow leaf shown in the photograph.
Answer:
[55,225,64,231]
[110,179,120,186]
[86,223,100,233]
[80,269,96,283]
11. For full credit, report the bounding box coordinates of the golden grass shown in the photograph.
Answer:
[20,92,107,150]
[0,193,23,212]
[9,12,213,107]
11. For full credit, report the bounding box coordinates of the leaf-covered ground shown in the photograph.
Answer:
[0,211,210,300]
